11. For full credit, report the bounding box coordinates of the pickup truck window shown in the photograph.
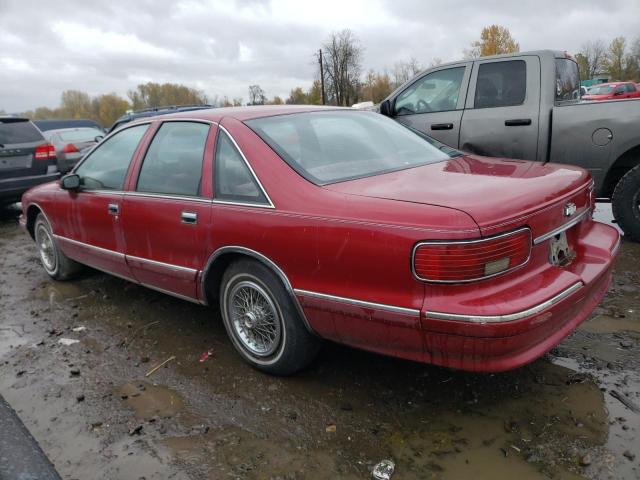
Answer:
[555,58,580,102]
[394,67,465,116]
[474,60,526,109]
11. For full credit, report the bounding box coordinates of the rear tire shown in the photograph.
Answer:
[612,164,640,242]
[34,213,83,280]
[219,259,320,375]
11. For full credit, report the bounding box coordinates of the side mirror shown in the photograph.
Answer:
[379,99,392,117]
[61,174,80,191]
[94,135,104,142]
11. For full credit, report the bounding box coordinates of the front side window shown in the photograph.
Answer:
[75,124,148,190]
[246,111,456,185]
[475,60,526,108]
[394,67,465,115]
[214,131,267,204]
[555,58,580,103]
[136,122,209,196]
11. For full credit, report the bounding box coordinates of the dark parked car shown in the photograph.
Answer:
[108,104,214,133]
[33,118,105,133]
[43,127,105,173]
[20,106,619,375]
[0,117,59,206]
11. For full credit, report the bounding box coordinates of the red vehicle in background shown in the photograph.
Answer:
[19,106,620,375]
[582,82,640,100]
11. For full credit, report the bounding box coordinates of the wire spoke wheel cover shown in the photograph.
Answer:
[228,280,282,357]
[35,223,56,273]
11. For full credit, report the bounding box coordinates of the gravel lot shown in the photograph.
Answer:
[0,202,638,480]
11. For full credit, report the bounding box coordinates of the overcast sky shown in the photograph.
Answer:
[1,0,638,112]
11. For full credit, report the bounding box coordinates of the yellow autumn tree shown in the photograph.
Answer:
[467,25,520,58]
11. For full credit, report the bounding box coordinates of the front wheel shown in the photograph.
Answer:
[34,213,83,280]
[612,164,640,242]
[219,259,320,375]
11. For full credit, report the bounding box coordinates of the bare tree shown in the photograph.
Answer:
[322,30,363,106]
[578,40,607,79]
[392,58,422,87]
[248,85,266,105]
[605,37,627,80]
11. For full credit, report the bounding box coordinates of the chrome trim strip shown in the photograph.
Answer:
[533,209,590,245]
[217,125,275,209]
[211,198,275,209]
[122,191,212,203]
[54,234,125,259]
[425,282,584,323]
[127,254,198,274]
[611,235,622,256]
[294,289,420,316]
[411,227,532,284]
[201,246,316,335]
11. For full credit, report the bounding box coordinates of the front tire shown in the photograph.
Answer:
[34,213,83,280]
[219,259,320,375]
[612,164,640,242]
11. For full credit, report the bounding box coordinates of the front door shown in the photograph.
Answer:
[391,63,472,148]
[459,56,541,161]
[121,120,215,300]
[59,123,150,279]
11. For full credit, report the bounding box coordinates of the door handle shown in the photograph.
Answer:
[431,123,454,130]
[181,211,198,224]
[108,203,119,215]
[504,119,532,126]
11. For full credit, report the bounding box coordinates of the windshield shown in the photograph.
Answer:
[588,85,614,95]
[555,58,580,103]
[57,128,104,143]
[246,111,457,185]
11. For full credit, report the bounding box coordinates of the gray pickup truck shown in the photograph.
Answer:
[379,50,640,240]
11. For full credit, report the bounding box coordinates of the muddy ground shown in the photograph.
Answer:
[0,203,638,480]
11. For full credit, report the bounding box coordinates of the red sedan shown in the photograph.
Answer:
[20,106,620,375]
[582,82,640,100]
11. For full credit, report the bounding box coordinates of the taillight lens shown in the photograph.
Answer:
[413,228,532,283]
[62,143,79,154]
[34,144,56,160]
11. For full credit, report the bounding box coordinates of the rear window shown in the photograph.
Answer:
[555,58,580,102]
[0,120,43,144]
[58,128,104,143]
[246,111,454,185]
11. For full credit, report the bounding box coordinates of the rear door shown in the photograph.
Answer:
[391,64,472,148]
[121,120,215,301]
[0,119,51,180]
[59,123,150,279]
[459,56,541,161]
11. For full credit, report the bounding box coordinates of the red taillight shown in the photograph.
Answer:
[34,144,56,160]
[413,228,532,283]
[62,143,79,154]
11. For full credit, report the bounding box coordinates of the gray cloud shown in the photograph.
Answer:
[0,0,638,112]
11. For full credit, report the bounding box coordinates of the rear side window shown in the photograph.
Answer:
[555,58,580,102]
[474,60,526,108]
[0,120,43,144]
[75,124,148,190]
[137,122,209,196]
[214,131,268,204]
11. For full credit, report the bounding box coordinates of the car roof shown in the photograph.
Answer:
[123,105,349,127]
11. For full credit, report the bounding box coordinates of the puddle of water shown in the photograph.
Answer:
[118,381,185,420]
[581,314,640,334]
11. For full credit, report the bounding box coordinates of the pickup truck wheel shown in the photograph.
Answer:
[612,164,640,242]
[220,258,320,376]
[34,213,83,280]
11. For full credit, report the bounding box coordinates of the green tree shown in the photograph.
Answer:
[466,25,519,58]
[286,87,308,104]
[605,37,627,80]
[307,80,323,105]
[60,90,92,118]
[128,82,208,109]
[92,93,130,127]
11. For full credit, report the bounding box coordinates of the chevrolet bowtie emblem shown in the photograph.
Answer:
[563,202,577,217]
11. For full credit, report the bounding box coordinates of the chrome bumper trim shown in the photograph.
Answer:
[294,289,420,316]
[533,209,590,245]
[425,282,584,323]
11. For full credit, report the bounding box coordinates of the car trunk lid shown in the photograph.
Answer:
[0,119,48,179]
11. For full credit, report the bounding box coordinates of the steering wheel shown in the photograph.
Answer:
[416,99,432,113]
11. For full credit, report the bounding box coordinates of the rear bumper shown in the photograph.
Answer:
[0,173,59,202]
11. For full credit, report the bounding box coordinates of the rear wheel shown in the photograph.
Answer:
[34,213,83,280]
[219,259,320,375]
[612,164,640,242]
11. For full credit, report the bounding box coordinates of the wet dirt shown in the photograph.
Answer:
[0,202,638,479]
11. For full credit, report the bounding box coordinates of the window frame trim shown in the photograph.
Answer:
[213,124,274,209]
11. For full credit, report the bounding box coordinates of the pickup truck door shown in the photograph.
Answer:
[459,56,541,161]
[391,63,472,148]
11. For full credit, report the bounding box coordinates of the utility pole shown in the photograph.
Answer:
[319,49,326,105]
